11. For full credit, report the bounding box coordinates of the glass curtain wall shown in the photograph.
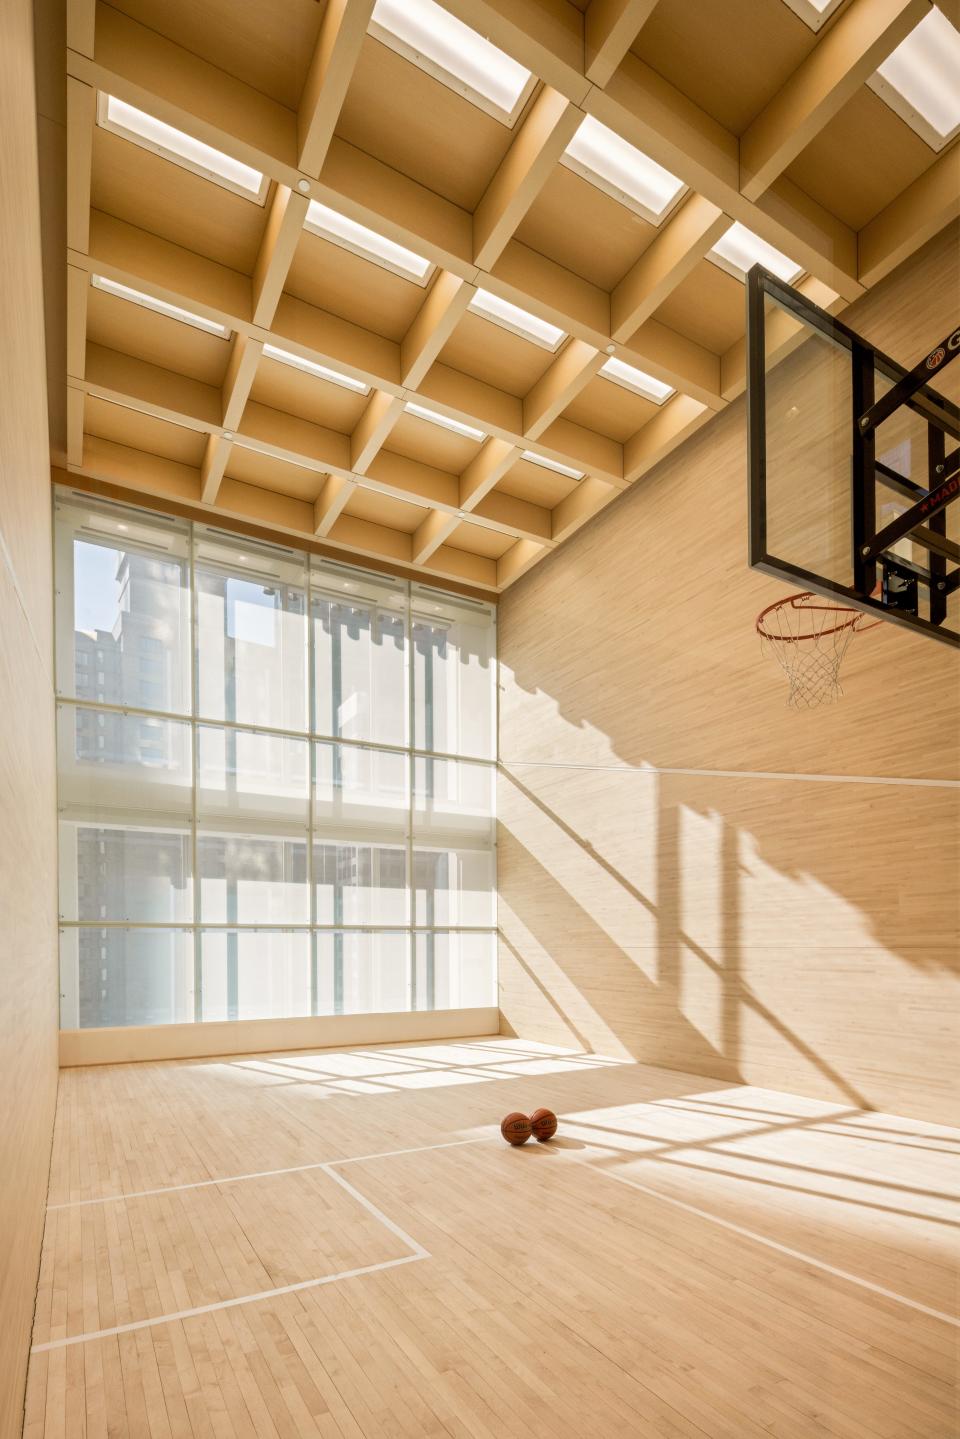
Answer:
[54,488,497,1029]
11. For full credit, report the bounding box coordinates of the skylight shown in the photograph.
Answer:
[404,402,485,440]
[304,201,433,284]
[97,95,267,202]
[521,450,584,480]
[90,274,230,337]
[369,0,535,125]
[561,116,686,223]
[868,9,960,150]
[262,343,370,394]
[600,357,674,404]
[779,0,845,33]
[468,289,566,351]
[708,223,804,284]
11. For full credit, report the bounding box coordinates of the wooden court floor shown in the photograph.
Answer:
[24,1038,960,1438]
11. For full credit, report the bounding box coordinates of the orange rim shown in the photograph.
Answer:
[755,591,884,643]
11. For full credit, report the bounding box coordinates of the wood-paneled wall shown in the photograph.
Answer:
[497,222,960,1126]
[0,0,60,1432]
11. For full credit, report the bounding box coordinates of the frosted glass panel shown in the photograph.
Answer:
[197,726,309,823]
[312,565,407,746]
[314,742,408,836]
[412,848,496,926]
[200,930,312,1021]
[56,499,191,714]
[195,532,308,731]
[413,756,495,842]
[61,927,194,1029]
[314,841,408,925]
[413,931,496,1010]
[58,706,191,814]
[315,931,410,1015]
[60,824,192,923]
[412,587,495,758]
[198,834,309,924]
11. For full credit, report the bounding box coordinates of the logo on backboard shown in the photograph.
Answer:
[926,348,946,370]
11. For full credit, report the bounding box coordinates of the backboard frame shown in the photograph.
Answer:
[746,265,960,650]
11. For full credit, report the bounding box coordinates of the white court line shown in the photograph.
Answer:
[590,1163,959,1328]
[30,1253,426,1354]
[46,1137,489,1211]
[32,1152,447,1353]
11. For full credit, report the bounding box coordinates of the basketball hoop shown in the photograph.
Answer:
[756,592,880,708]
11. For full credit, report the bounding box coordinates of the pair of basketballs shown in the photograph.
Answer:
[500,1108,557,1145]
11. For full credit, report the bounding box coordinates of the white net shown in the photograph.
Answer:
[757,592,877,708]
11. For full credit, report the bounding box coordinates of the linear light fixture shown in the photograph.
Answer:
[779,0,845,32]
[369,0,535,125]
[561,116,686,223]
[868,9,960,151]
[97,94,268,203]
[404,402,485,440]
[262,343,370,394]
[520,450,584,480]
[468,289,565,351]
[599,357,674,404]
[304,200,433,284]
[90,274,230,337]
[707,223,804,284]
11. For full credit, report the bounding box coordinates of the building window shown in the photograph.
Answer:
[54,489,497,1030]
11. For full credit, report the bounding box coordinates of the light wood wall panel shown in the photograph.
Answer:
[0,0,60,1433]
[497,222,960,1125]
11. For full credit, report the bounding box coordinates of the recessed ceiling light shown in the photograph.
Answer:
[403,402,484,440]
[868,9,960,150]
[262,342,371,394]
[561,116,686,223]
[305,200,433,284]
[520,450,584,480]
[369,0,534,125]
[779,0,845,32]
[708,223,804,284]
[599,357,674,404]
[97,94,267,202]
[468,289,565,351]
[90,274,230,337]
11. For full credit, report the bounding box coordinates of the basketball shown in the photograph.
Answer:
[530,1108,558,1142]
[500,1112,532,1146]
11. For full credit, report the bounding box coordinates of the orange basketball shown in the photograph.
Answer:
[530,1108,557,1142]
[500,1112,532,1146]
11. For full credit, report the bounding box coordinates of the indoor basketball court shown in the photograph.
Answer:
[2,0,958,1436]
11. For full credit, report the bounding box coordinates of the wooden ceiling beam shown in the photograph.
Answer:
[472,86,583,270]
[200,433,233,504]
[297,0,376,176]
[67,264,88,380]
[400,272,476,389]
[460,438,521,509]
[857,149,960,288]
[83,343,222,429]
[522,339,605,440]
[252,187,310,329]
[534,418,623,484]
[423,545,499,589]
[622,392,709,482]
[350,390,405,473]
[593,54,863,301]
[496,537,547,588]
[739,0,929,201]
[68,0,96,56]
[551,476,618,542]
[222,333,264,432]
[584,0,660,87]
[67,388,85,465]
[437,0,590,100]
[470,490,554,543]
[313,474,355,537]
[67,77,94,254]
[624,318,723,411]
[611,194,727,341]
[412,510,460,565]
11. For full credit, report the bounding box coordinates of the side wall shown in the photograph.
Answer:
[497,224,960,1126]
[0,0,61,1432]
